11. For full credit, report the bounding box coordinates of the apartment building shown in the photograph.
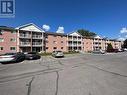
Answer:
[0,24,44,54]
[16,23,44,53]
[93,35,103,50]
[44,32,67,52]
[0,23,123,54]
[93,36,123,51]
[0,26,17,54]
[67,32,83,51]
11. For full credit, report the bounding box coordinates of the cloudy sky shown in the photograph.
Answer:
[1,0,127,40]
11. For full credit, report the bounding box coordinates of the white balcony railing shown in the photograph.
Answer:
[32,35,42,39]
[32,42,42,46]
[68,39,82,41]
[20,42,31,46]
[19,34,31,38]
[68,44,82,47]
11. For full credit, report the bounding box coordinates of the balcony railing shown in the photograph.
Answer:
[20,42,31,46]
[68,38,82,41]
[19,34,31,38]
[32,42,42,46]
[68,44,82,46]
[32,35,42,39]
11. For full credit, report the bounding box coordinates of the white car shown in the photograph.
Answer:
[52,51,64,58]
[124,48,127,51]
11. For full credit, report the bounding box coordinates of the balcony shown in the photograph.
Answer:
[68,43,82,47]
[68,38,73,41]
[19,34,31,38]
[20,42,31,47]
[68,38,82,41]
[32,35,42,39]
[32,42,42,47]
[93,44,101,47]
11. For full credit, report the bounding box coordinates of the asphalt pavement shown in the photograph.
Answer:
[0,52,127,95]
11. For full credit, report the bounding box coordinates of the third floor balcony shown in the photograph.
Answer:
[19,34,31,38]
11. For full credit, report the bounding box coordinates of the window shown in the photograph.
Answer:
[10,47,16,51]
[53,47,57,49]
[0,30,4,35]
[45,35,48,39]
[94,42,98,44]
[0,47,3,50]
[53,41,57,44]
[0,38,4,42]
[61,47,63,49]
[46,47,48,49]
[10,38,16,42]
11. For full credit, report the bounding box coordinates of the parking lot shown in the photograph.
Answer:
[0,52,127,95]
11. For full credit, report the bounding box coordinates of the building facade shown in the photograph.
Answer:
[67,32,83,52]
[16,23,44,53]
[44,32,67,52]
[0,26,17,54]
[0,23,123,54]
[83,37,93,52]
[93,35,123,51]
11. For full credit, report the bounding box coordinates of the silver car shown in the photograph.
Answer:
[0,52,25,64]
[92,49,106,54]
[52,51,64,58]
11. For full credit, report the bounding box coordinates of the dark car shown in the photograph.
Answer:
[24,52,41,60]
[106,49,118,53]
[0,52,25,64]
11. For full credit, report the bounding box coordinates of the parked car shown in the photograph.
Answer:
[106,49,118,53]
[0,52,25,64]
[118,49,124,52]
[124,48,127,51]
[92,49,106,54]
[24,52,41,60]
[52,51,64,58]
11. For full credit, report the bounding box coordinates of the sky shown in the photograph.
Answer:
[1,0,127,40]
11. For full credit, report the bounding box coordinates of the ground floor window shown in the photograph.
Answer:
[53,47,57,50]
[10,47,16,51]
[32,47,42,52]
[0,38,4,42]
[0,46,3,50]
